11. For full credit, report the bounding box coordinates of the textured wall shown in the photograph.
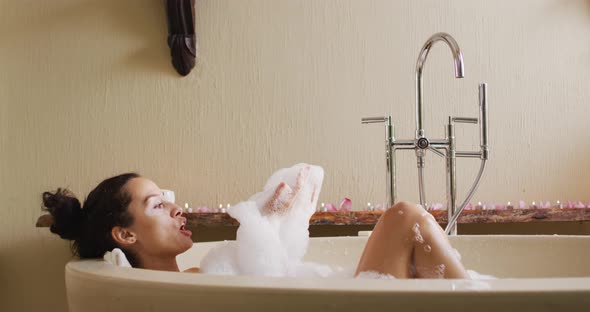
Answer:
[1,0,590,310]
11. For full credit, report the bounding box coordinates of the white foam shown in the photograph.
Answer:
[415,263,446,278]
[357,270,396,280]
[412,223,424,244]
[200,163,325,277]
[467,269,496,280]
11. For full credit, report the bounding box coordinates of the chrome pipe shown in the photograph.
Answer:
[446,119,458,235]
[361,116,396,207]
[479,83,489,160]
[415,32,464,139]
[456,151,482,158]
[418,164,427,206]
[362,117,389,124]
[452,117,478,124]
[428,146,446,158]
[392,140,415,148]
[386,117,396,207]
[445,159,487,234]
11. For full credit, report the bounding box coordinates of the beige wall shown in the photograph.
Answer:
[2,0,590,310]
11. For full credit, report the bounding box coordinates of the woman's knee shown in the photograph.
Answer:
[388,201,423,216]
[380,201,425,226]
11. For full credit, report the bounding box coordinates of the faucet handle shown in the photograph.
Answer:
[361,116,390,124]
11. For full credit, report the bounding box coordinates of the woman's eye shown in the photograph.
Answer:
[156,202,164,209]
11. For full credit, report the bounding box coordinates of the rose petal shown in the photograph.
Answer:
[339,198,352,212]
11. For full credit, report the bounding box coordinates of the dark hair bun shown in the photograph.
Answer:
[42,188,84,240]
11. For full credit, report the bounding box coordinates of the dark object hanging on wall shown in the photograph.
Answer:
[165,0,196,76]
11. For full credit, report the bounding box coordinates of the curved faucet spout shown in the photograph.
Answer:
[415,32,464,139]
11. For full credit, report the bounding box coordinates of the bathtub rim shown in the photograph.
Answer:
[65,235,590,294]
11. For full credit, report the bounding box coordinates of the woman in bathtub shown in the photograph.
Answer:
[42,169,469,279]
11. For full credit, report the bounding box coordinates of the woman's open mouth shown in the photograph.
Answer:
[180,221,192,237]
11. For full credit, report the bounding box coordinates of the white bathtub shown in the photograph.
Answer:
[65,235,590,312]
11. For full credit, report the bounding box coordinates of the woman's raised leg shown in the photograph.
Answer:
[354,201,469,279]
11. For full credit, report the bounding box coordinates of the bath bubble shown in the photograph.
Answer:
[423,244,431,252]
[398,210,404,215]
[415,264,446,279]
[434,264,446,277]
[452,279,492,290]
[467,270,496,280]
[357,270,396,280]
[199,241,239,275]
[412,223,424,243]
[322,265,356,279]
[293,262,335,278]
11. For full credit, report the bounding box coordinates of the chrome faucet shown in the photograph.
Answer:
[362,33,489,235]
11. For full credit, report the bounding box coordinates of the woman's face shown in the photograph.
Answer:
[124,177,193,259]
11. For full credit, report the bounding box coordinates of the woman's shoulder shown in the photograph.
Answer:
[183,267,200,273]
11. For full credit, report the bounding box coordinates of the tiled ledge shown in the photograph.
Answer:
[36,208,590,228]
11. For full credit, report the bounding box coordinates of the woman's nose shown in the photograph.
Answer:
[168,203,183,217]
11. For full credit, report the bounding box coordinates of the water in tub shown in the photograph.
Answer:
[199,163,493,281]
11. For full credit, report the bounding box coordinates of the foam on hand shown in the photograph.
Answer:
[200,163,328,277]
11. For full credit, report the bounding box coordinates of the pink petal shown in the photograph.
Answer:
[518,200,527,209]
[495,204,507,210]
[431,203,444,210]
[325,203,338,212]
[339,198,352,212]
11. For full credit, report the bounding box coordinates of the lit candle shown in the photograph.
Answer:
[184,203,189,213]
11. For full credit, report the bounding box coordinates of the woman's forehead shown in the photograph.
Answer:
[127,177,161,200]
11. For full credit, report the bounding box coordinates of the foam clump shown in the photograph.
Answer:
[356,270,396,280]
[200,163,329,277]
[412,223,424,243]
[467,270,496,280]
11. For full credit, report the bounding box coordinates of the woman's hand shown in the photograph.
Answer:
[261,166,311,216]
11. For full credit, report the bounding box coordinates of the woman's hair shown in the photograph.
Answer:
[42,173,140,266]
